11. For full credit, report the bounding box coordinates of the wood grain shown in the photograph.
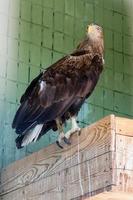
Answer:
[115,117,133,136]
[0,115,113,196]
[85,192,133,200]
[1,115,133,200]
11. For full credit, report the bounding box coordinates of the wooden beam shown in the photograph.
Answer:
[86,192,133,200]
[115,116,133,136]
[0,115,133,200]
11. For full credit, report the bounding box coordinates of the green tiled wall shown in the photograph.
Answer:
[0,0,133,168]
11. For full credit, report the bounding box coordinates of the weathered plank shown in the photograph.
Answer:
[0,115,133,200]
[1,155,113,200]
[115,116,133,136]
[86,191,133,200]
[0,115,114,196]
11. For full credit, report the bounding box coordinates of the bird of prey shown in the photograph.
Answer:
[12,23,104,149]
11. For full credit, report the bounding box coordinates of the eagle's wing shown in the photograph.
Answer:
[12,51,103,133]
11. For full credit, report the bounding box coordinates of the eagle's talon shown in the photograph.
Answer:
[63,136,71,145]
[56,141,63,149]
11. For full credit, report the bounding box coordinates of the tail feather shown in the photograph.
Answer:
[21,124,43,147]
[12,101,28,129]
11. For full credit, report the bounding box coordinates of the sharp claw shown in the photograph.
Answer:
[63,137,71,145]
[56,141,64,149]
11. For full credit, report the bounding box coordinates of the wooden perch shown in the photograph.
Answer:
[0,115,133,200]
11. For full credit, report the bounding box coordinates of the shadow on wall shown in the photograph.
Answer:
[0,0,133,169]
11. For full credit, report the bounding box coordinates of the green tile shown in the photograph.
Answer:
[97,70,104,87]
[94,0,103,7]
[123,16,133,36]
[19,41,30,63]
[0,35,7,55]
[103,89,114,110]
[123,35,133,55]
[103,0,113,10]
[93,86,104,107]
[20,21,31,42]
[75,19,85,40]
[113,13,123,33]
[32,5,42,25]
[104,49,113,69]
[75,0,84,19]
[8,18,19,39]
[52,51,64,63]
[15,147,26,162]
[31,0,42,6]
[114,72,124,92]
[54,32,63,52]
[2,124,16,167]
[94,106,104,121]
[95,7,103,25]
[43,0,53,8]
[113,0,123,13]
[103,10,113,29]
[74,37,81,49]
[21,0,31,21]
[65,0,74,16]
[26,133,50,153]
[54,12,64,32]
[87,104,104,123]
[18,63,29,84]
[103,109,113,117]
[64,15,74,36]
[43,7,53,28]
[43,28,53,49]
[54,0,64,12]
[49,130,58,144]
[82,103,93,124]
[6,80,17,103]
[41,48,52,67]
[88,91,94,104]
[9,0,20,18]
[0,14,8,35]
[103,68,114,89]
[123,74,133,95]
[114,32,122,52]
[4,102,17,125]
[7,60,18,81]
[114,52,123,73]
[30,44,41,66]
[29,66,40,81]
[0,56,7,78]
[0,78,6,101]
[63,35,73,53]
[104,29,113,49]
[31,24,42,46]
[84,3,94,23]
[123,55,133,75]
[122,0,132,16]
[0,100,6,122]
[114,92,133,116]
[7,38,18,60]
[82,102,90,124]
[17,83,27,102]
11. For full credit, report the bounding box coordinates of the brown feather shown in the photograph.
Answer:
[13,24,104,148]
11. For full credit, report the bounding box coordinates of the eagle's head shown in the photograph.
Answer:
[87,24,103,39]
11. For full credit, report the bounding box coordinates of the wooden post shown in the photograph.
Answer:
[0,115,133,200]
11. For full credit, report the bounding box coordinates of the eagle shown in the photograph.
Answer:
[12,23,104,149]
